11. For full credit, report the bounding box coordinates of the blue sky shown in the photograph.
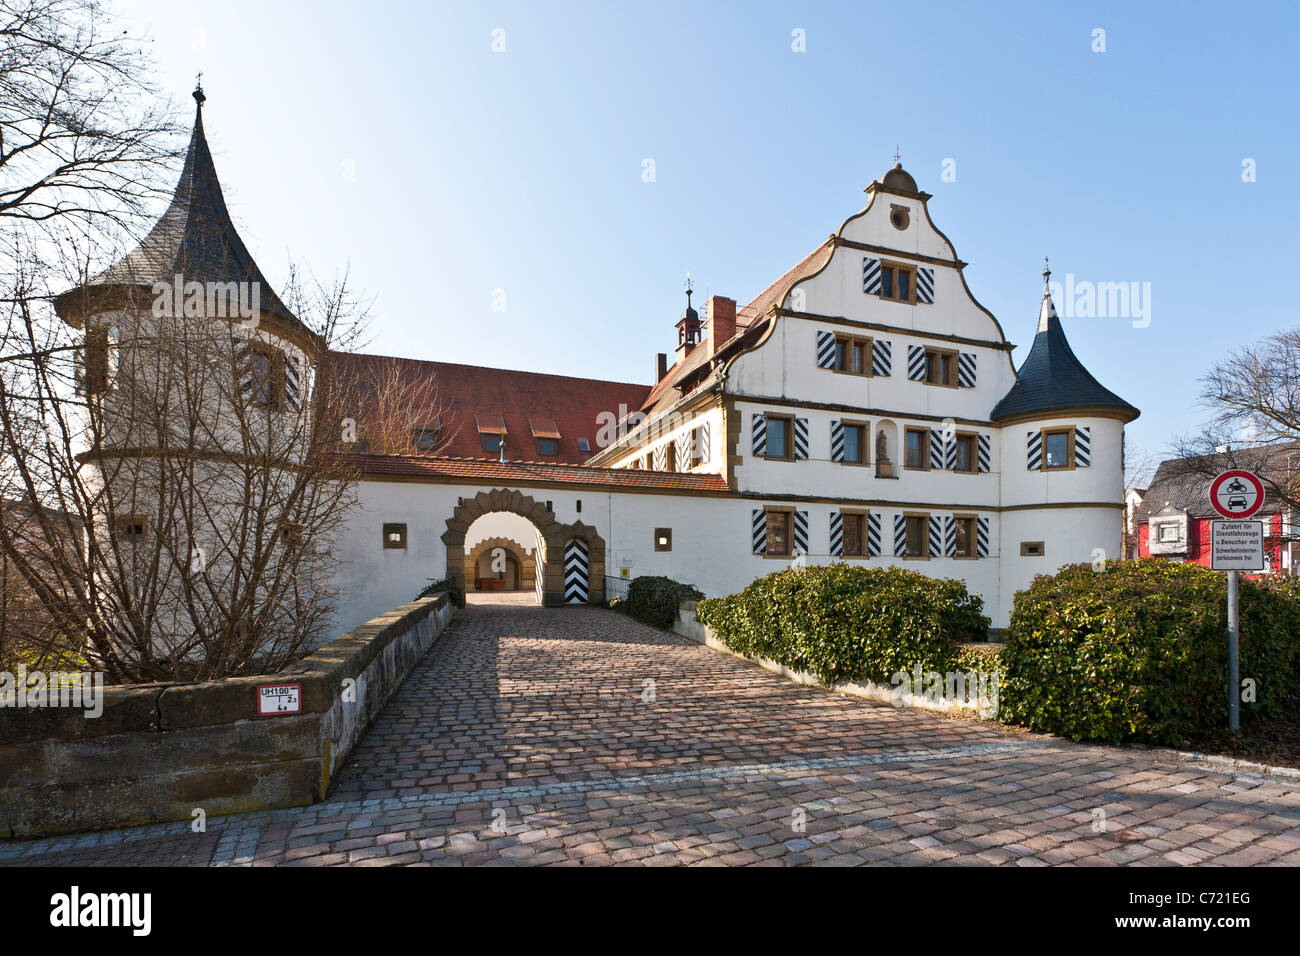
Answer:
[113,0,1299,465]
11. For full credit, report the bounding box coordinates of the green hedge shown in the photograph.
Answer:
[624,576,704,629]
[695,564,989,686]
[998,559,1300,745]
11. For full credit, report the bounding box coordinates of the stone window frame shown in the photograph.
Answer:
[951,513,978,560]
[903,426,931,471]
[833,334,873,377]
[878,258,917,304]
[382,523,407,550]
[1042,427,1076,471]
[763,506,795,558]
[902,510,931,560]
[839,508,870,557]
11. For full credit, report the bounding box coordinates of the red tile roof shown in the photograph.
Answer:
[351,453,732,493]
[329,352,651,464]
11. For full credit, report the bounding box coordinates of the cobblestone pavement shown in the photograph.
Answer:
[4,598,1299,866]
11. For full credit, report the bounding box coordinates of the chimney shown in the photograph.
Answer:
[707,296,736,357]
[655,352,668,383]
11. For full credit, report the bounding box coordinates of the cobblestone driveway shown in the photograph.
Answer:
[4,598,1299,866]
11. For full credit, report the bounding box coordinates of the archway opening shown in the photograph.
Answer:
[441,489,606,606]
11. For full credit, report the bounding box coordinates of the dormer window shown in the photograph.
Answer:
[475,413,507,454]
[250,343,283,409]
[529,417,561,457]
[412,427,441,451]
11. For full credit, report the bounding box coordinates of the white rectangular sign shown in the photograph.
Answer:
[257,683,302,715]
[1211,521,1264,571]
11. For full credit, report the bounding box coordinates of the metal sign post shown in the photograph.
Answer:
[1227,570,1239,733]
[1209,470,1267,735]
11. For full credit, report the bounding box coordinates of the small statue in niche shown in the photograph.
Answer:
[876,428,889,462]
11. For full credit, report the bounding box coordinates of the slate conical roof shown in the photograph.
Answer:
[989,268,1138,422]
[59,87,299,325]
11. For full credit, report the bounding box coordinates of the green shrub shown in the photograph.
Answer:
[417,576,464,608]
[624,576,704,629]
[695,564,989,686]
[999,559,1300,745]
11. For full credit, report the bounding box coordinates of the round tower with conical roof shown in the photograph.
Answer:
[53,85,325,664]
[990,263,1139,618]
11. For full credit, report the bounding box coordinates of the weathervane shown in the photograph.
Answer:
[894,145,901,163]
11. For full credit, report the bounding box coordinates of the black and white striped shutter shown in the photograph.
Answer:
[944,434,957,470]
[916,267,935,304]
[751,509,766,555]
[829,512,843,557]
[957,352,977,388]
[830,420,845,462]
[928,516,942,558]
[698,422,711,464]
[816,331,836,369]
[907,345,926,381]
[944,516,957,557]
[652,445,667,471]
[794,418,809,460]
[751,413,766,457]
[871,339,892,376]
[1027,431,1042,471]
[233,336,253,399]
[675,431,691,466]
[793,510,809,554]
[929,430,944,469]
[862,257,882,294]
[976,517,990,557]
[866,513,882,557]
[893,514,907,556]
[1074,426,1091,467]
[978,434,991,473]
[284,354,301,411]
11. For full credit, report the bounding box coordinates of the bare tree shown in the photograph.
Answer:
[323,353,460,457]
[1,0,180,261]
[0,262,399,681]
[1170,328,1300,513]
[1122,439,1158,559]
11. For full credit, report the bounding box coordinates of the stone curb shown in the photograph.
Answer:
[673,605,1300,792]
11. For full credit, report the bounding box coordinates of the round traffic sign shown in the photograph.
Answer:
[1209,470,1265,520]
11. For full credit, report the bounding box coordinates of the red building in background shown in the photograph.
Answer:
[1132,446,1295,574]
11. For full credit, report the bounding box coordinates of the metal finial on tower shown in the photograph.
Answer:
[894,144,901,164]
[684,271,694,307]
[193,73,206,107]
[1042,257,1051,294]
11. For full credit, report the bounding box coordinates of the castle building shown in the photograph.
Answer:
[62,94,1140,639]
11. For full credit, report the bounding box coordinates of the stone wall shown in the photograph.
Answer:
[0,593,451,839]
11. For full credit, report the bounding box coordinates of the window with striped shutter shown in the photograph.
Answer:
[871,339,891,376]
[907,345,926,381]
[793,418,809,460]
[916,267,935,303]
[830,420,844,462]
[816,331,835,369]
[862,257,882,294]
[929,430,944,469]
[1074,426,1091,466]
[957,352,977,388]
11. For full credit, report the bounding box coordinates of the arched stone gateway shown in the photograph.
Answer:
[442,489,605,606]
[466,536,535,591]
